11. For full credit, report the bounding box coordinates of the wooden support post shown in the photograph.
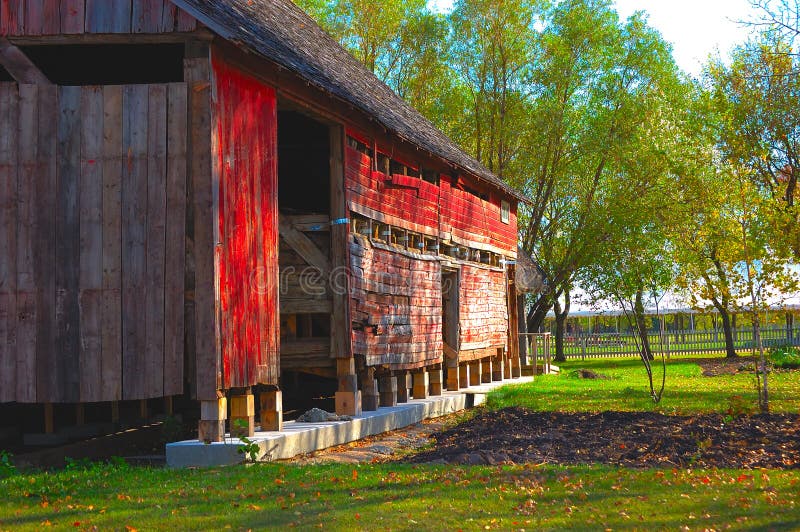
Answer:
[458,363,470,389]
[110,401,120,424]
[44,403,54,434]
[511,348,521,378]
[75,404,85,426]
[412,369,429,399]
[260,390,283,432]
[504,351,513,379]
[140,399,148,420]
[379,376,398,407]
[361,368,379,411]
[165,396,174,416]
[396,371,411,403]
[429,367,443,396]
[230,391,255,438]
[335,357,361,416]
[481,358,492,383]
[198,397,227,443]
[492,350,504,381]
[469,360,481,386]
[446,366,460,391]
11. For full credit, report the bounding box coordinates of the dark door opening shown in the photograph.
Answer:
[277,106,335,401]
[278,109,330,214]
[442,269,459,350]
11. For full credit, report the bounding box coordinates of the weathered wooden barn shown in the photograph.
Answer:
[0,0,525,442]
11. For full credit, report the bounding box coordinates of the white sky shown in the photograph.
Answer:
[428,0,760,77]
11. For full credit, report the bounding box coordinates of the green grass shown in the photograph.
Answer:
[488,356,800,414]
[2,356,799,530]
[1,461,799,531]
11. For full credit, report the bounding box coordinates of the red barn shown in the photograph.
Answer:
[0,0,526,442]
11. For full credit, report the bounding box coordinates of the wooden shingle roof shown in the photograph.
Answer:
[172,0,527,202]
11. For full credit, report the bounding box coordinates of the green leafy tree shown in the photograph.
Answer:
[518,2,686,355]
[708,34,800,258]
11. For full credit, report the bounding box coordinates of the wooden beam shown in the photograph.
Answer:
[280,298,332,314]
[329,125,353,362]
[278,214,331,274]
[0,38,50,84]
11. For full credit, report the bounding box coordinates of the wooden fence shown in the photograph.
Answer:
[558,325,800,359]
[520,333,552,371]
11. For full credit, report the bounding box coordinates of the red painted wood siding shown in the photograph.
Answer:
[212,57,279,389]
[439,175,517,254]
[459,265,508,349]
[0,0,195,36]
[345,146,439,236]
[349,236,443,369]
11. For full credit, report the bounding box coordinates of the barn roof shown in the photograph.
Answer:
[172,0,527,202]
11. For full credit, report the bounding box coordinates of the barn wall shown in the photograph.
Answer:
[350,235,443,369]
[439,175,517,255]
[210,54,280,390]
[345,145,439,236]
[0,81,187,403]
[0,0,196,36]
[459,265,508,353]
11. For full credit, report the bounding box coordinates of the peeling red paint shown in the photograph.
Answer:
[212,56,280,389]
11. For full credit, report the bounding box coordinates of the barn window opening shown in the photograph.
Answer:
[19,44,184,85]
[0,65,13,82]
[278,109,330,214]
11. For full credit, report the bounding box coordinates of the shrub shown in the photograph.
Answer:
[769,346,800,369]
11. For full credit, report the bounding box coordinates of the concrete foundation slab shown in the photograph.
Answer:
[166,377,533,468]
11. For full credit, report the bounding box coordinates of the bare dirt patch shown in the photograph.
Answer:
[695,356,757,377]
[406,407,800,469]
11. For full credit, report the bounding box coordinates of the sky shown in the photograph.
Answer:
[428,0,761,77]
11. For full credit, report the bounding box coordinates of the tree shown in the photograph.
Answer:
[448,0,538,178]
[708,34,800,258]
[748,0,800,50]
[516,2,686,362]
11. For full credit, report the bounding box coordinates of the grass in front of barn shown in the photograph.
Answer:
[1,460,800,531]
[487,355,800,414]
[3,355,800,530]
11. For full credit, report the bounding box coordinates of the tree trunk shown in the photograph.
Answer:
[526,293,553,335]
[634,288,654,361]
[553,290,570,363]
[719,308,738,358]
[517,294,528,362]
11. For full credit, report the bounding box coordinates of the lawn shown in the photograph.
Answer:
[488,355,800,414]
[1,461,799,531]
[2,355,799,531]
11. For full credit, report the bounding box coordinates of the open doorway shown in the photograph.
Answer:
[442,269,459,350]
[277,106,336,401]
[278,109,330,214]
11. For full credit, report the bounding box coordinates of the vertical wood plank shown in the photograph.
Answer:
[16,84,38,403]
[41,0,61,35]
[145,83,167,398]
[79,86,103,402]
[164,82,186,396]
[61,0,86,34]
[330,125,352,361]
[186,54,219,400]
[121,84,148,401]
[84,0,111,33]
[160,0,176,32]
[132,0,163,33]
[0,1,24,36]
[101,85,122,401]
[56,85,82,403]
[35,84,57,403]
[175,5,196,32]
[110,0,132,33]
[25,0,44,36]
[0,84,18,403]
